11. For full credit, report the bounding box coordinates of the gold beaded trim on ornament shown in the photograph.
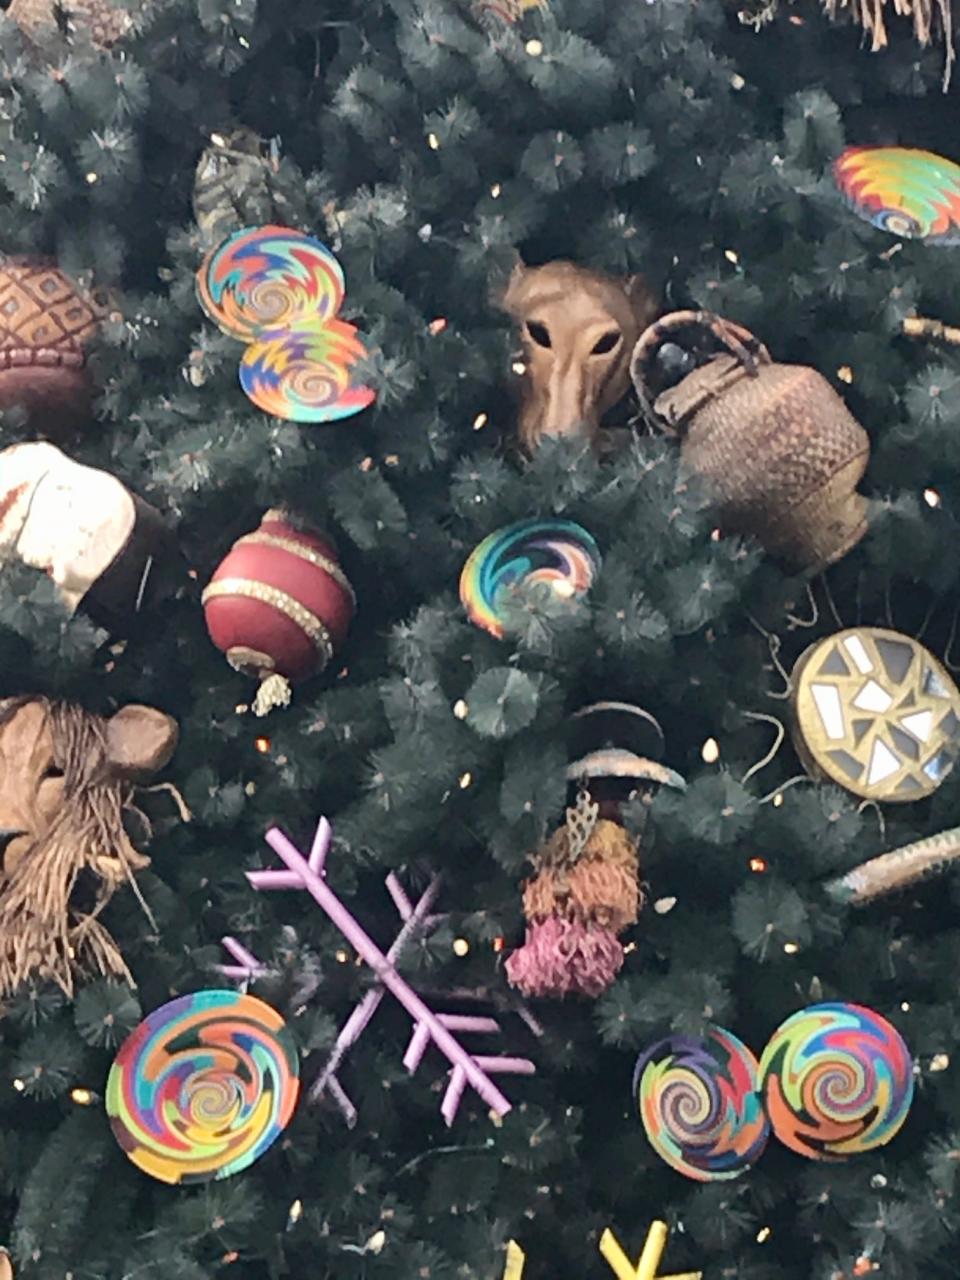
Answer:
[235,530,356,604]
[201,577,334,666]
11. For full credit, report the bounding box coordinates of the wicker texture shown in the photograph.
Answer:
[636,315,870,572]
[5,0,133,46]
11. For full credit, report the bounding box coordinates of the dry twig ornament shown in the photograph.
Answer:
[0,697,178,1000]
[902,315,960,346]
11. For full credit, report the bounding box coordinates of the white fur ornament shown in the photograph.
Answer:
[0,441,177,629]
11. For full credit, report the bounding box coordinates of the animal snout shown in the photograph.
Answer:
[540,367,592,438]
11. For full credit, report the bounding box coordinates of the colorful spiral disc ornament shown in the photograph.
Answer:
[758,1002,914,1161]
[196,225,345,342]
[459,518,601,639]
[834,147,960,245]
[240,319,376,423]
[633,1027,770,1181]
[106,989,300,1185]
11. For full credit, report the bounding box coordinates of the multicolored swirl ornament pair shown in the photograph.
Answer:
[196,225,376,422]
[634,1003,914,1182]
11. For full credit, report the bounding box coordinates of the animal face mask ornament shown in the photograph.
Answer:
[0,697,178,1001]
[500,260,658,453]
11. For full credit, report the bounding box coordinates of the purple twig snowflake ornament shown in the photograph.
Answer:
[221,816,536,1127]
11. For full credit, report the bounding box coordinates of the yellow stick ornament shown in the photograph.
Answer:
[503,1240,526,1280]
[599,1221,702,1280]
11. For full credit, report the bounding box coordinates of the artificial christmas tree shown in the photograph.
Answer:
[3,1,960,1279]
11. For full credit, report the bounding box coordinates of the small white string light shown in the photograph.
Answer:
[458,771,472,789]
[756,1227,772,1244]
[473,412,488,431]
[525,38,544,55]
[783,942,800,955]
[924,488,942,508]
[453,938,470,957]
[701,737,720,763]
[427,133,440,151]
[453,699,469,719]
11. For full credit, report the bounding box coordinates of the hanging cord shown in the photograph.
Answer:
[140,781,193,823]
[740,712,786,786]
[758,775,815,806]
[944,602,960,672]
[821,571,845,630]
[914,598,936,644]
[748,615,792,699]
[786,582,818,630]
[856,798,887,842]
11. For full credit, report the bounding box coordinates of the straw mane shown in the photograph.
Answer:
[0,696,152,1000]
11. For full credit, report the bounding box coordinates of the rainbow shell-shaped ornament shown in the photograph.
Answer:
[834,146,960,245]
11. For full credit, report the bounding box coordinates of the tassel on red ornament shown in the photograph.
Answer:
[202,510,355,716]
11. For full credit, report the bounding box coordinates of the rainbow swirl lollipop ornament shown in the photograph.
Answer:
[459,518,601,639]
[106,989,300,1185]
[633,1027,770,1181]
[196,225,344,341]
[758,1002,914,1160]
[195,224,375,424]
[834,147,960,245]
[241,320,376,423]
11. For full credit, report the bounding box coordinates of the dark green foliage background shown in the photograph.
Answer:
[1,0,960,1276]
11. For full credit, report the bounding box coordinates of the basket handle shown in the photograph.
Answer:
[630,310,772,434]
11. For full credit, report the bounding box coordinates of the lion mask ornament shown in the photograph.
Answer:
[499,260,659,454]
[0,696,178,1001]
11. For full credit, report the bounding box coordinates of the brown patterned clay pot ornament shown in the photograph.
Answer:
[0,258,105,439]
[499,259,658,455]
[630,310,871,573]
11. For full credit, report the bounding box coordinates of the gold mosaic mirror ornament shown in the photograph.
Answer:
[792,627,960,802]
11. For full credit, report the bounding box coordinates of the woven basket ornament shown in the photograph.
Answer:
[630,311,871,573]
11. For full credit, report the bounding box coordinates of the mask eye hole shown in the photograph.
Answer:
[591,330,621,356]
[526,320,552,348]
[40,764,64,782]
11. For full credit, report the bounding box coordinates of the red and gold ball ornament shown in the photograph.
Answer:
[202,510,355,716]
